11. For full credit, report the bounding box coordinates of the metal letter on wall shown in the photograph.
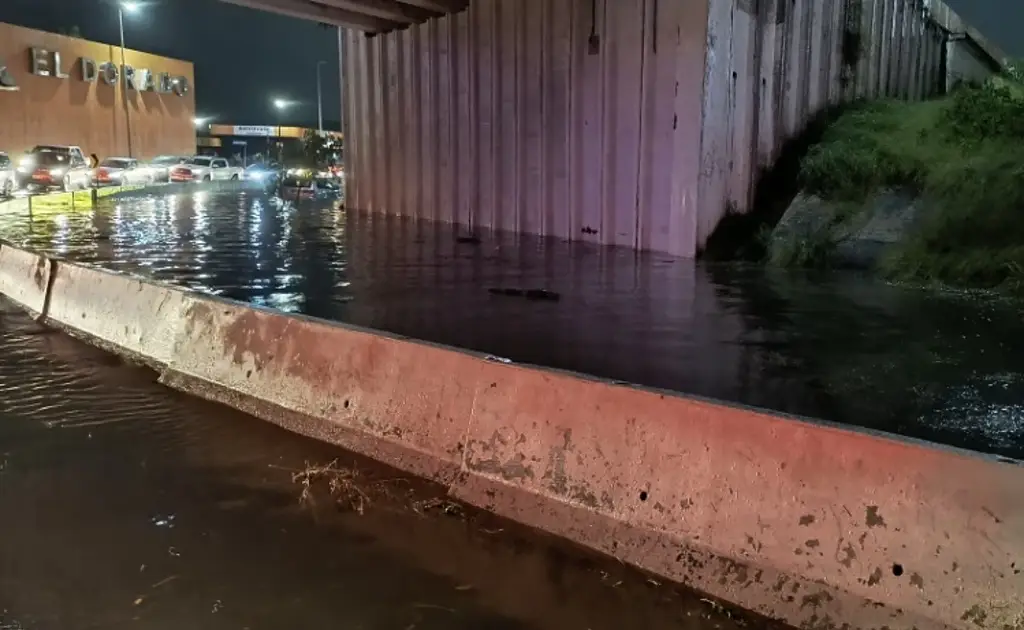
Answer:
[29,48,51,76]
[157,72,173,93]
[123,65,137,90]
[52,51,69,78]
[80,58,97,82]
[139,69,156,91]
[0,57,18,91]
[100,62,119,85]
[172,76,189,96]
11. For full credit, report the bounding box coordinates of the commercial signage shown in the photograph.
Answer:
[232,126,276,137]
[0,47,189,96]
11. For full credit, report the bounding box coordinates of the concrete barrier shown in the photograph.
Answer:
[0,242,1020,630]
[0,244,52,316]
[162,300,469,483]
[44,262,196,367]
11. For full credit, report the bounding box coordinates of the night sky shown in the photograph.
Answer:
[0,0,342,129]
[0,0,1018,129]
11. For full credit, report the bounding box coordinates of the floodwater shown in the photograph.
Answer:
[0,299,778,630]
[0,190,1022,459]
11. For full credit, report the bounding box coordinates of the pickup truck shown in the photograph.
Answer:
[169,156,243,182]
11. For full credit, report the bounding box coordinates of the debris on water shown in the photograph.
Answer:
[289,459,412,515]
[484,354,512,364]
[211,599,222,613]
[133,596,144,606]
[487,287,561,302]
[412,603,455,613]
[151,514,176,528]
[168,547,180,557]
[412,497,464,518]
[151,575,178,589]
[524,289,560,302]
[488,287,524,297]
[454,584,473,591]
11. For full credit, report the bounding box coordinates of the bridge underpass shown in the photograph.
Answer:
[221,0,984,257]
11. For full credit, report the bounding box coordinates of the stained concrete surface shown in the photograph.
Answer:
[0,298,788,630]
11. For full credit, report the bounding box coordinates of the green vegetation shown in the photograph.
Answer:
[792,72,1024,292]
[24,186,132,211]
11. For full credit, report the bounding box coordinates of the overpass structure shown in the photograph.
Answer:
[223,0,1003,257]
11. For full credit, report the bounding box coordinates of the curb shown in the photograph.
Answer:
[0,242,1020,630]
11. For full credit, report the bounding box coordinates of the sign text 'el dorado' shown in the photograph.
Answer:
[18,47,189,96]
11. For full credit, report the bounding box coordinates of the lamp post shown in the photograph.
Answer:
[272,98,293,163]
[316,60,326,134]
[118,1,140,158]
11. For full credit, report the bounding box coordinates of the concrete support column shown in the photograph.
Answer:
[343,0,709,257]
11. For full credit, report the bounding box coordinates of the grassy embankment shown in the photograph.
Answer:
[776,70,1024,293]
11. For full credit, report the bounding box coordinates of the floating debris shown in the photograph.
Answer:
[486,287,561,302]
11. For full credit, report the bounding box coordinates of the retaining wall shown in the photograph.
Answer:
[0,242,1021,630]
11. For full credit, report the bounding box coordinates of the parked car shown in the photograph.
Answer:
[278,170,342,201]
[169,156,243,183]
[0,152,15,198]
[19,145,91,191]
[92,157,153,187]
[146,155,190,183]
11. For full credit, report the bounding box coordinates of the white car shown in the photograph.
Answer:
[92,157,153,187]
[169,156,243,183]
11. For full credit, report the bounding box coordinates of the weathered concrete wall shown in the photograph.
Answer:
[343,0,708,257]
[946,36,1002,89]
[1,242,1022,630]
[698,0,953,245]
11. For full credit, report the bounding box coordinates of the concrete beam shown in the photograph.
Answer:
[317,0,438,24]
[393,0,468,13]
[219,0,402,32]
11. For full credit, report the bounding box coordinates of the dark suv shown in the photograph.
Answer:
[18,145,92,191]
[0,152,14,198]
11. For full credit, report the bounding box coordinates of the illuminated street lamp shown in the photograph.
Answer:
[118,1,141,157]
[193,116,212,129]
[271,97,295,162]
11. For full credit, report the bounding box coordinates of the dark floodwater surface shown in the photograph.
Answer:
[1,190,1022,459]
[0,299,775,630]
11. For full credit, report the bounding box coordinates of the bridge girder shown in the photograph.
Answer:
[218,0,468,33]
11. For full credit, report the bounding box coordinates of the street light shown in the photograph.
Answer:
[193,116,212,129]
[271,97,294,163]
[117,1,141,157]
[316,60,326,134]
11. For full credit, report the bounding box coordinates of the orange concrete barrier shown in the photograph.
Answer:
[161,300,470,483]
[0,243,1021,630]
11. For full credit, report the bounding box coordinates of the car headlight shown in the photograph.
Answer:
[49,168,66,176]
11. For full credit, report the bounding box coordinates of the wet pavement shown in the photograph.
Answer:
[0,298,783,630]
[0,190,1022,459]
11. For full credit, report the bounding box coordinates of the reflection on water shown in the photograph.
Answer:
[1,191,1022,459]
[0,300,763,630]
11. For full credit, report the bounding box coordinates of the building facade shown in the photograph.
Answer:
[0,21,196,160]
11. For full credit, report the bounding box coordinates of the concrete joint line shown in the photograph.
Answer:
[36,257,59,322]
